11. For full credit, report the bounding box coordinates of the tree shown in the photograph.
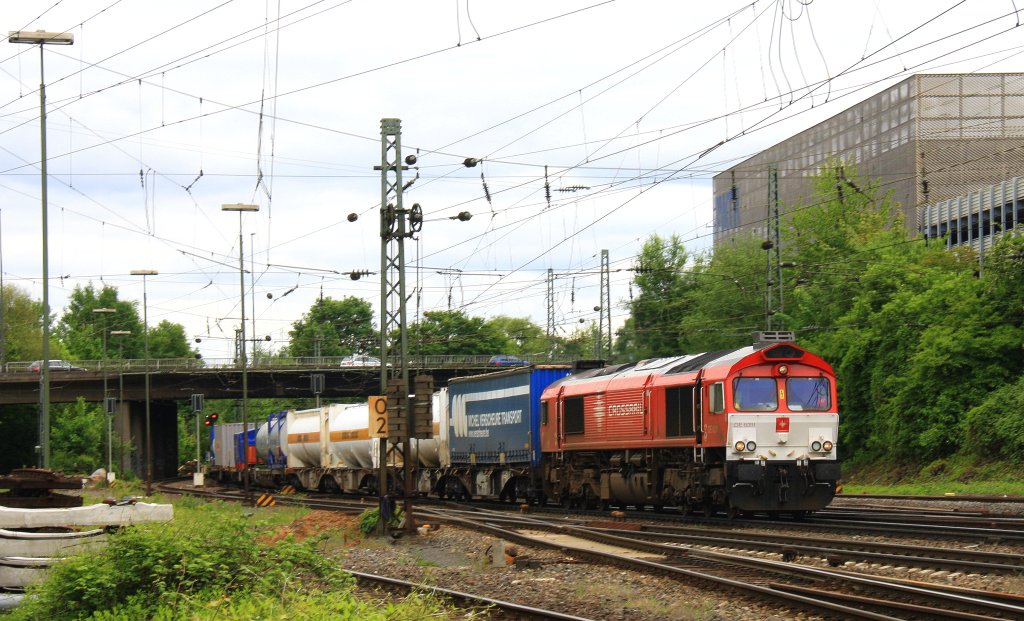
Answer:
[0,284,43,365]
[408,310,507,355]
[676,236,767,353]
[50,398,103,473]
[56,282,195,360]
[620,234,694,359]
[287,297,376,357]
[148,321,196,359]
[56,283,143,360]
[483,316,546,356]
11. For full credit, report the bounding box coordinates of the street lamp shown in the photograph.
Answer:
[222,202,258,505]
[109,330,131,476]
[131,269,157,496]
[93,308,116,474]
[9,29,74,469]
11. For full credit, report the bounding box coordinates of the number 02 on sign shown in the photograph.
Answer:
[368,396,388,438]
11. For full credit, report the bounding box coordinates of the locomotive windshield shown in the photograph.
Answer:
[732,377,778,411]
[786,377,831,411]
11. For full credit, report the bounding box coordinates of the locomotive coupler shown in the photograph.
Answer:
[777,466,790,503]
[797,459,816,496]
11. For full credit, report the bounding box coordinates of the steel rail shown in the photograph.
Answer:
[617,524,1024,574]
[346,569,595,621]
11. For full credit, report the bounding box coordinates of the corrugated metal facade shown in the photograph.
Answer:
[713,73,1024,245]
[921,176,1024,254]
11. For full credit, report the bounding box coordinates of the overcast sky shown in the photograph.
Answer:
[2,0,1022,361]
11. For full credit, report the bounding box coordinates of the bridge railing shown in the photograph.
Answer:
[3,354,572,373]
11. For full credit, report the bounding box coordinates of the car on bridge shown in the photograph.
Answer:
[29,360,86,372]
[488,354,528,367]
[339,354,386,367]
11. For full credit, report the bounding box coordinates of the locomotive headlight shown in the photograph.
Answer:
[811,440,822,452]
[822,440,834,452]
[745,440,757,452]
[734,440,747,452]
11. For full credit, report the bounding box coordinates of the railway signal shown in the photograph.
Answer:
[204,412,219,426]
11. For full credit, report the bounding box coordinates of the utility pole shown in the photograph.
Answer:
[546,268,554,359]
[376,118,415,535]
[598,249,611,360]
[765,164,780,330]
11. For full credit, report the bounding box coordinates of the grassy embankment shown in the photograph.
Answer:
[840,456,1024,497]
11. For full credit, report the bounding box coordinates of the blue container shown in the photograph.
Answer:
[266,411,287,467]
[233,428,257,468]
[448,366,570,466]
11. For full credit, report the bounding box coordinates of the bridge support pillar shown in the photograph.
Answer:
[123,400,179,485]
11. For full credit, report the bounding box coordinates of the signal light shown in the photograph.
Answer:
[204,412,219,426]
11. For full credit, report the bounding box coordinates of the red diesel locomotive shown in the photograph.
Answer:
[538,333,840,517]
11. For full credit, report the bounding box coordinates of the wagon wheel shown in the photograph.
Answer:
[726,502,741,520]
[703,499,716,517]
[679,501,693,517]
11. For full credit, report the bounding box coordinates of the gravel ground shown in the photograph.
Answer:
[291,511,824,621]
[283,496,1024,621]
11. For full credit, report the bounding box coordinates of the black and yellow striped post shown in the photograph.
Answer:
[255,493,276,508]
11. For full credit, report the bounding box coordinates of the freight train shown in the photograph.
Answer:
[208,333,840,516]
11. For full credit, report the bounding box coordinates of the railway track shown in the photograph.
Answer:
[348,570,592,621]
[422,506,1024,620]
[161,481,1024,619]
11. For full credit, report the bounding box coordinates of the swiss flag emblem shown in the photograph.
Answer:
[776,417,790,433]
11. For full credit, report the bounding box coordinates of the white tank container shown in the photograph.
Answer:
[326,403,374,468]
[286,407,326,468]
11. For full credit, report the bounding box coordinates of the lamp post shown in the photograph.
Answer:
[222,203,258,506]
[131,269,157,496]
[109,330,131,476]
[9,29,74,469]
[93,308,116,474]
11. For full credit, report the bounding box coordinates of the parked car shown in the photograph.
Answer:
[29,359,86,372]
[339,354,384,367]
[488,354,528,367]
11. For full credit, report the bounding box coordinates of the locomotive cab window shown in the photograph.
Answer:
[733,377,778,411]
[786,377,831,411]
[709,382,724,414]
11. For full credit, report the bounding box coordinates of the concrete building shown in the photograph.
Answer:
[713,73,1024,246]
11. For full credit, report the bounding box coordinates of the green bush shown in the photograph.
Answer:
[4,500,447,620]
[357,506,404,535]
[965,375,1024,463]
